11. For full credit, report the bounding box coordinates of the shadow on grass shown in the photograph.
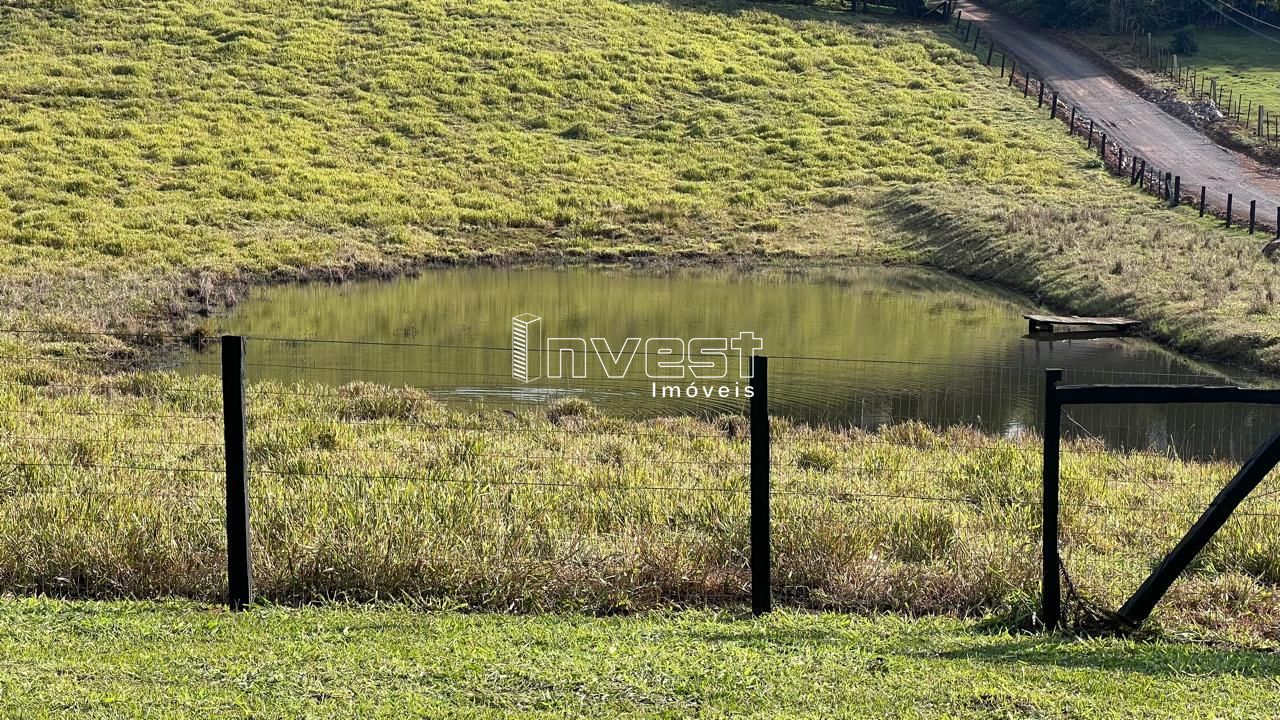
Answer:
[933,638,1280,678]
[624,0,931,28]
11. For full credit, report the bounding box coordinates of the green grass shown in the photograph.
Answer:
[4,0,1280,370]
[3,371,1280,643]
[2,599,1280,718]
[4,0,1280,653]
[1184,28,1280,116]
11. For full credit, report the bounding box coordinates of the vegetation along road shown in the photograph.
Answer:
[961,0,1280,217]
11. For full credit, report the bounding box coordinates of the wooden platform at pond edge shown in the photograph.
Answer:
[1024,314,1140,334]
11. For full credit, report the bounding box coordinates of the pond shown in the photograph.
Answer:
[188,265,1279,460]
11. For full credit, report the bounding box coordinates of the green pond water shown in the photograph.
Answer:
[187,265,1277,459]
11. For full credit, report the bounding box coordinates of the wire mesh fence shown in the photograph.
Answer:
[239,336,753,609]
[4,330,1280,632]
[1047,371,1280,634]
[0,352,227,600]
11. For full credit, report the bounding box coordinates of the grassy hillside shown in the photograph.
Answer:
[0,0,1081,316]
[3,0,1280,368]
[3,599,1280,718]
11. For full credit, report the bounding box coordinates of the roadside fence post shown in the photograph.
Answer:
[222,335,253,612]
[1100,133,1107,161]
[1041,369,1064,633]
[1227,194,1234,228]
[986,42,994,66]
[1251,200,1258,234]
[1069,106,1076,133]
[1171,176,1180,208]
[1037,81,1045,108]
[1050,92,1058,120]
[1200,186,1207,217]
[749,355,771,616]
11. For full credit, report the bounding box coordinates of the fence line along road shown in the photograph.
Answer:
[954,1,1280,229]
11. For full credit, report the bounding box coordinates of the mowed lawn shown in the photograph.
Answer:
[1,599,1279,718]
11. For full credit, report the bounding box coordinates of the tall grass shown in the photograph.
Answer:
[2,368,1278,641]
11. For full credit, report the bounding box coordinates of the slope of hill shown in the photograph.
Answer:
[4,0,1280,368]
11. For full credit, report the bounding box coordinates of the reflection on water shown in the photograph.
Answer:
[189,266,1280,460]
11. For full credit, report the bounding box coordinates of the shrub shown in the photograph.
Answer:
[1172,26,1199,55]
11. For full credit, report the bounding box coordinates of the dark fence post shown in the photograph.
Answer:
[749,355,771,617]
[1041,369,1063,632]
[1050,92,1058,119]
[1100,133,1107,160]
[1037,81,1045,108]
[1069,106,1076,133]
[986,42,994,66]
[1251,200,1257,234]
[222,335,253,612]
[1200,186,1207,216]
[1009,59,1016,86]
[1227,193,1234,228]
[1171,176,1180,208]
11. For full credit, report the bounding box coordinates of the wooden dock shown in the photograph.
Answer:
[1024,314,1140,335]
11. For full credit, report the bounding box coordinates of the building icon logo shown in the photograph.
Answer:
[511,314,542,383]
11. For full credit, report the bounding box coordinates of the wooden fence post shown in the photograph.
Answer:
[1041,369,1064,633]
[1069,106,1076,133]
[1227,193,1234,228]
[1087,119,1094,149]
[1200,186,1207,216]
[222,335,253,612]
[1171,176,1180,208]
[1251,200,1258,234]
[750,355,771,617]
[1037,81,1045,108]
[1050,92,1058,119]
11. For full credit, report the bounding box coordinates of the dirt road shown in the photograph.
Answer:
[958,1,1280,222]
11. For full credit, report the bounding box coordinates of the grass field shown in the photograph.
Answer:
[4,0,1280,655]
[3,372,1279,643]
[2,599,1279,718]
[3,0,1280,369]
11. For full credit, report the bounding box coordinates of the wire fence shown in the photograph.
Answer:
[3,331,1280,633]
[1045,374,1280,635]
[950,5,1280,238]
